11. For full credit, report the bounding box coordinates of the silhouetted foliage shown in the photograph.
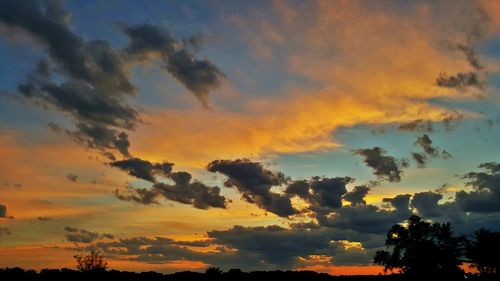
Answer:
[374,215,464,280]
[205,267,223,280]
[74,250,107,272]
[465,228,500,278]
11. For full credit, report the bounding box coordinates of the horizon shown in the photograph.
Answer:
[1,0,500,275]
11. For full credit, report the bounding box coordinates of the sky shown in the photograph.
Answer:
[1,0,500,275]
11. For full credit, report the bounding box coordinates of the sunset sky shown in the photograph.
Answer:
[1,0,500,275]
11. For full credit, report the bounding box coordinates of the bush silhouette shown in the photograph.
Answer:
[73,250,108,272]
[465,228,500,278]
[373,215,464,280]
[204,267,223,280]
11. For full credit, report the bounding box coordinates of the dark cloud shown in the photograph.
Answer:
[115,171,227,209]
[101,233,115,240]
[207,159,297,217]
[442,150,453,159]
[37,216,52,221]
[114,186,160,205]
[456,162,500,213]
[354,147,408,182]
[18,75,136,158]
[321,194,411,234]
[164,49,224,106]
[207,225,336,266]
[382,194,411,212]
[411,191,443,217]
[122,23,225,106]
[0,204,7,218]
[65,227,99,243]
[442,111,465,131]
[436,9,488,92]
[109,158,174,183]
[66,173,78,182]
[66,123,132,159]
[88,236,248,269]
[64,226,114,243]
[92,161,500,269]
[0,1,223,157]
[436,72,485,90]
[307,177,352,210]
[457,44,483,71]
[458,9,489,71]
[398,119,433,133]
[86,224,381,270]
[413,134,452,166]
[0,1,137,157]
[343,185,370,206]
[1,182,22,188]
[153,171,227,209]
[412,152,427,168]
[207,224,382,266]
[0,227,10,236]
[285,180,310,198]
[415,134,439,157]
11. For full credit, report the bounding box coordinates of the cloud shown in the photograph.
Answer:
[1,182,22,188]
[64,226,114,243]
[285,180,310,198]
[411,191,443,217]
[455,162,500,213]
[109,158,174,183]
[101,233,115,239]
[398,119,434,133]
[207,225,337,266]
[49,122,132,159]
[0,227,10,236]
[0,204,7,218]
[66,173,78,183]
[114,186,160,205]
[0,0,138,157]
[435,8,489,92]
[322,194,411,235]
[413,134,452,167]
[37,216,52,221]
[354,147,408,182]
[412,152,427,168]
[285,177,353,217]
[207,159,297,217]
[153,172,227,209]
[115,171,227,209]
[435,72,485,90]
[84,222,384,270]
[122,23,225,107]
[0,0,223,158]
[415,134,439,157]
[457,44,483,71]
[0,203,13,219]
[343,185,370,206]
[306,177,352,210]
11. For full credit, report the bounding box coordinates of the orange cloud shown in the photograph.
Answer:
[296,264,385,275]
[130,1,483,168]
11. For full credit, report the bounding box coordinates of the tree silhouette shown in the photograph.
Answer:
[465,228,500,277]
[74,250,108,272]
[204,267,223,280]
[373,215,464,280]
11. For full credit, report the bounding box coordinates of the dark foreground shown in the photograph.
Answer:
[0,268,496,281]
